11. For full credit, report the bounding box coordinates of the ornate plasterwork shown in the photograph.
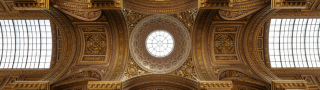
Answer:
[64,71,101,81]
[219,70,255,80]
[271,0,315,9]
[12,81,50,90]
[169,8,198,33]
[214,33,235,54]
[87,81,122,90]
[199,0,269,9]
[123,54,150,80]
[218,7,262,20]
[129,15,191,73]
[198,81,233,90]
[167,56,198,80]
[122,10,152,35]
[123,0,197,14]
[271,80,308,90]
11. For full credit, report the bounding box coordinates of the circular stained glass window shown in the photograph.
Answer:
[146,30,174,57]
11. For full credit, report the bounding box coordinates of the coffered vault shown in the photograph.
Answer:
[0,0,319,90]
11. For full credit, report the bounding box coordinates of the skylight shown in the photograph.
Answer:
[146,30,174,57]
[269,18,320,68]
[0,19,52,69]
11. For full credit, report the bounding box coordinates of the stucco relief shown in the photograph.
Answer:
[129,15,191,73]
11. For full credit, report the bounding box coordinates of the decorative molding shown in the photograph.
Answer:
[219,70,255,80]
[198,81,233,90]
[0,14,48,19]
[123,0,197,14]
[301,75,317,86]
[87,81,122,90]
[242,68,253,74]
[11,0,49,10]
[167,56,198,80]
[123,54,150,80]
[213,68,221,74]
[199,0,269,9]
[218,7,261,20]
[271,80,308,90]
[64,71,101,81]
[12,81,50,90]
[271,0,315,9]
[169,8,198,33]
[122,9,151,35]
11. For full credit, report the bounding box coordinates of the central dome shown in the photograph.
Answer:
[129,15,191,73]
[146,30,174,57]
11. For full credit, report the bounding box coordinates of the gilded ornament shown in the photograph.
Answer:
[213,68,221,74]
[214,33,236,54]
[84,34,107,55]
[83,56,105,61]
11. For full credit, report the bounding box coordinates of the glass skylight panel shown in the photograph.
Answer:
[0,19,52,69]
[269,18,320,68]
[146,30,174,57]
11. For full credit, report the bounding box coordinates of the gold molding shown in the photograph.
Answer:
[12,81,50,90]
[271,80,308,90]
[198,81,233,90]
[87,81,122,90]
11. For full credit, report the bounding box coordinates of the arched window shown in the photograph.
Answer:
[269,18,320,68]
[0,19,52,69]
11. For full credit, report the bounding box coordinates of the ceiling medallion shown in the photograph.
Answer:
[129,15,191,73]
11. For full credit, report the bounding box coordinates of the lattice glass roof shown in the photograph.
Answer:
[0,19,52,69]
[269,18,320,68]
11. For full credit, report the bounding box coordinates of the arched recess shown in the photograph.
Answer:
[123,74,197,90]
[102,10,129,81]
[218,69,270,89]
[51,69,103,89]
[40,7,78,83]
[240,6,281,83]
[192,9,218,80]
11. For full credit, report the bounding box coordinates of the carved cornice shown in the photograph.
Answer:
[271,80,308,90]
[241,6,281,83]
[12,81,50,90]
[198,81,233,90]
[87,81,122,90]
[0,14,48,19]
[199,0,269,9]
[271,0,315,9]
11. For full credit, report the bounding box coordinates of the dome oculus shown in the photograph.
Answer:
[146,30,174,57]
